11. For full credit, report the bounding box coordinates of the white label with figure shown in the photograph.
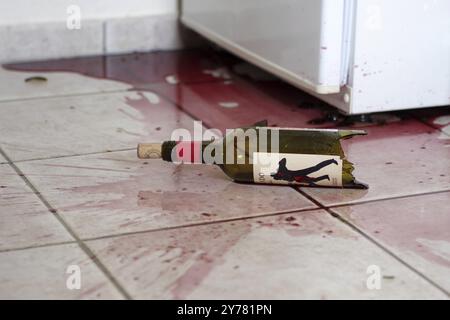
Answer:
[253,152,342,187]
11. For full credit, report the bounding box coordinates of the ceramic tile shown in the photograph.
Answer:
[4,49,365,132]
[0,20,103,64]
[332,192,450,293]
[0,163,73,251]
[17,150,316,239]
[146,78,328,132]
[0,90,194,161]
[145,60,406,133]
[5,49,230,86]
[0,243,123,299]
[301,120,450,206]
[409,105,450,139]
[2,55,105,82]
[105,50,229,86]
[87,210,447,299]
[1,48,449,299]
[0,67,131,102]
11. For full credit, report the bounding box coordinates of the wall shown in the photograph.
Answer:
[0,0,177,24]
[0,0,199,63]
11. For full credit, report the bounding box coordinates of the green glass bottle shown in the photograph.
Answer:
[137,123,367,189]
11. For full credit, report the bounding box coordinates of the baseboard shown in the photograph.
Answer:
[0,14,204,64]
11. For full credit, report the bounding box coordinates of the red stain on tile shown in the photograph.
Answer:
[92,210,354,299]
[89,222,253,298]
[12,47,329,132]
[3,48,426,135]
[1,50,350,132]
[73,282,108,300]
[167,224,251,299]
[119,90,190,138]
[4,50,228,86]
[251,212,353,241]
[408,106,450,132]
[40,156,314,239]
[337,192,450,269]
[5,55,105,79]
[168,212,360,298]
[301,119,450,206]
[57,175,291,225]
[146,79,328,132]
[123,92,156,121]
[6,50,450,290]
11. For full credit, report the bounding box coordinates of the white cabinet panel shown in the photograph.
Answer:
[182,0,346,94]
[182,0,450,114]
[349,0,450,113]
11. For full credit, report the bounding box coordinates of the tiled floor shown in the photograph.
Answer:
[0,162,73,251]
[0,49,449,299]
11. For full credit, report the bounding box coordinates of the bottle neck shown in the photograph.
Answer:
[162,140,213,164]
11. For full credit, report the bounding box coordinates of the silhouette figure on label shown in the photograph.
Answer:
[270,158,338,186]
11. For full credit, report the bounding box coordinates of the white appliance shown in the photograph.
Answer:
[182,0,450,114]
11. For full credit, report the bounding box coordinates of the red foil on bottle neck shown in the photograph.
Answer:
[175,141,202,163]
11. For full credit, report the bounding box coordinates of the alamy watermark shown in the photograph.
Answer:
[170,121,279,165]
[66,5,81,30]
[66,264,81,290]
[366,264,381,290]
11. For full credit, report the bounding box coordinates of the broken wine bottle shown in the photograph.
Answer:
[137,121,368,189]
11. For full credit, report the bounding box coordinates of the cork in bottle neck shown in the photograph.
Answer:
[137,143,162,159]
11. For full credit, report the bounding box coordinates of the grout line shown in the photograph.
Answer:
[294,187,450,297]
[0,77,209,165]
[0,88,131,104]
[0,207,321,254]
[1,52,233,106]
[326,189,450,209]
[144,85,216,128]
[1,57,447,295]
[327,207,450,297]
[0,75,226,106]
[5,188,449,253]
[0,206,319,254]
[0,146,133,300]
[3,183,450,297]
[9,147,135,164]
[0,240,77,254]
[166,90,328,218]
[147,94,450,229]
[82,206,320,242]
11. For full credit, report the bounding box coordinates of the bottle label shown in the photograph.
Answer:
[253,152,343,187]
